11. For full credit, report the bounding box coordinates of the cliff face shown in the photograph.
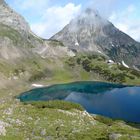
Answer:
[52,8,140,68]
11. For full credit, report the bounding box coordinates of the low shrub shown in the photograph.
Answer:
[29,71,46,82]
[94,115,114,126]
[24,100,84,111]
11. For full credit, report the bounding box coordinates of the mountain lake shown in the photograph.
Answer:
[18,81,140,123]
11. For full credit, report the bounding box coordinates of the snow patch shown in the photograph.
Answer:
[133,65,140,71]
[32,84,44,88]
[68,51,76,57]
[107,60,114,64]
[75,41,79,46]
[97,50,105,55]
[41,55,46,59]
[97,50,102,54]
[110,42,115,47]
[122,61,129,68]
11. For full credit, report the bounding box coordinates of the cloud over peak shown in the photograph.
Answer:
[6,0,140,41]
[31,3,81,38]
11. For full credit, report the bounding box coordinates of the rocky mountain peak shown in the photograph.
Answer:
[51,7,140,68]
[71,8,107,28]
[69,10,100,33]
[84,8,99,17]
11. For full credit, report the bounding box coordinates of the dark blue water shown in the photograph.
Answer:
[18,81,140,123]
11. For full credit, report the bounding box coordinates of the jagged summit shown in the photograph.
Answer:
[51,8,140,68]
[81,8,100,18]
[85,8,95,14]
[81,8,101,19]
[70,8,107,28]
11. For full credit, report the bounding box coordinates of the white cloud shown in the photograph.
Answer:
[109,5,140,41]
[87,0,118,18]
[31,3,81,38]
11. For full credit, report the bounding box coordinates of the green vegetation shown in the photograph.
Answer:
[94,115,116,126]
[0,24,35,48]
[65,53,140,85]
[29,70,47,82]
[24,100,84,111]
[0,24,22,45]
[48,39,65,47]
[0,50,139,87]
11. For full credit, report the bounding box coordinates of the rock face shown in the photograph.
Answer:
[51,8,140,68]
[0,0,30,34]
[33,39,75,58]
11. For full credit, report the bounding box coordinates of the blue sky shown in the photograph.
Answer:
[5,0,140,41]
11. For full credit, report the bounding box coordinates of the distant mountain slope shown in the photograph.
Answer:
[0,0,74,60]
[51,8,140,69]
[0,0,75,87]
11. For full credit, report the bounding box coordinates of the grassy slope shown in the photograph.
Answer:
[64,53,140,85]
[0,23,44,48]
[0,54,139,139]
[27,54,140,86]
[0,88,140,140]
[0,24,34,48]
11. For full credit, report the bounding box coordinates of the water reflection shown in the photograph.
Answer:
[18,81,140,122]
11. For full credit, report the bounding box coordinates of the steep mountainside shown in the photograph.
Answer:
[0,0,74,88]
[51,8,140,69]
[0,0,73,61]
[0,0,42,60]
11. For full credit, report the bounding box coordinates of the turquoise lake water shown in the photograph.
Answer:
[18,81,140,123]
